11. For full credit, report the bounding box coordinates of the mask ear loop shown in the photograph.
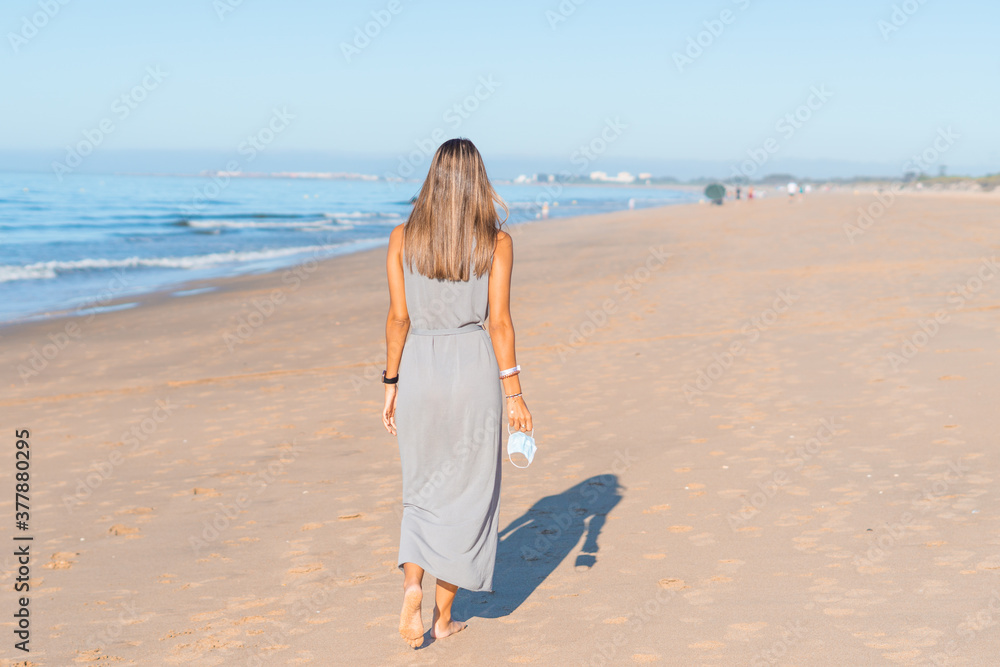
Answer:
[507,425,535,468]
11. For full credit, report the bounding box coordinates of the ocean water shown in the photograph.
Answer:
[0,172,694,323]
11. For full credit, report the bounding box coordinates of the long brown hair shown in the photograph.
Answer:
[403,138,508,281]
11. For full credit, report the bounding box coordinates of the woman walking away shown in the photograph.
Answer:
[380,138,533,648]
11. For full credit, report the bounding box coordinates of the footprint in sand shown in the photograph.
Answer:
[300,523,323,531]
[686,486,706,497]
[43,551,80,570]
[234,615,266,625]
[108,524,140,536]
[976,556,1000,570]
[167,634,249,662]
[643,504,670,514]
[76,648,121,662]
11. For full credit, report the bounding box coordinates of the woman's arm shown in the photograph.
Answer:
[383,224,409,435]
[488,231,533,432]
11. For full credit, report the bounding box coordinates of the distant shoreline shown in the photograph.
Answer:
[1,165,996,190]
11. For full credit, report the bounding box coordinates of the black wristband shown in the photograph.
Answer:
[382,370,399,384]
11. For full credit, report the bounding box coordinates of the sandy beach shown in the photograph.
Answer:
[2,191,1000,665]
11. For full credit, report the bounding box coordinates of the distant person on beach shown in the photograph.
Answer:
[748,186,754,200]
[787,181,798,201]
[381,138,533,648]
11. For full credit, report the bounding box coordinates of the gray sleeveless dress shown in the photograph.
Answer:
[395,250,504,592]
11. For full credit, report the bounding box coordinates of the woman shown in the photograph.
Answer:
[381,138,533,648]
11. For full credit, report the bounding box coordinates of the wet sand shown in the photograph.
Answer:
[2,191,999,665]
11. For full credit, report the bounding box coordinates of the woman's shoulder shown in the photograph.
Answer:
[387,224,406,261]
[491,229,512,264]
[389,223,405,249]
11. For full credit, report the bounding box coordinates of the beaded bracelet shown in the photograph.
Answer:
[499,365,521,379]
[505,392,522,400]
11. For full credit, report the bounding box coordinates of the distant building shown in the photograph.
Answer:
[589,171,636,184]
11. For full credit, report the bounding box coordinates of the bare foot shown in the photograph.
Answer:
[430,610,467,639]
[399,585,424,648]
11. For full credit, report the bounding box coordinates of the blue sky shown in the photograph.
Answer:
[2,0,997,178]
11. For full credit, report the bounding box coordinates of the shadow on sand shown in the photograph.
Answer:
[453,474,624,621]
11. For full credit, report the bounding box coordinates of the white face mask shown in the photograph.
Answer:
[507,426,536,468]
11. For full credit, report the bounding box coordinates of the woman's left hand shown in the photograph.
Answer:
[382,384,398,435]
[507,395,532,433]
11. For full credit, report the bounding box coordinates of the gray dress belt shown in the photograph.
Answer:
[409,322,485,336]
